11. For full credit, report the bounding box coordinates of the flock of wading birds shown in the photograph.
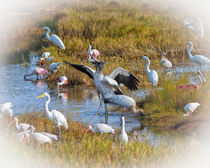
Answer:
[0,23,209,145]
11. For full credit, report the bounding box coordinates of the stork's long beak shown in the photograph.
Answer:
[84,128,90,136]
[7,119,15,128]
[36,94,45,99]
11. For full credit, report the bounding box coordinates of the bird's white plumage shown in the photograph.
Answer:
[160,52,173,69]
[119,117,128,144]
[142,56,158,86]
[29,132,52,144]
[43,26,65,50]
[14,117,33,132]
[41,52,50,58]
[39,132,58,141]
[89,123,115,135]
[0,102,13,118]
[183,102,200,117]
[57,76,68,86]
[49,62,62,72]
[16,130,30,143]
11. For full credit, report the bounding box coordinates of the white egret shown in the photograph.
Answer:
[160,52,173,69]
[183,102,200,117]
[8,117,33,131]
[118,116,128,144]
[85,123,115,136]
[142,56,158,86]
[36,92,68,139]
[187,42,210,82]
[42,26,65,50]
[0,102,13,121]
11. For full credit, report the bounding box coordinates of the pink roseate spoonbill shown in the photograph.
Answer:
[48,62,62,80]
[36,92,68,139]
[142,56,158,86]
[187,42,210,82]
[63,59,142,115]
[183,102,200,117]
[118,116,128,144]
[7,117,34,131]
[87,44,100,60]
[0,102,13,122]
[160,52,173,70]
[24,67,48,80]
[57,76,68,93]
[42,26,65,50]
[177,72,203,91]
[84,123,115,137]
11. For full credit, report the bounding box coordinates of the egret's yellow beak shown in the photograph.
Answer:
[36,94,45,99]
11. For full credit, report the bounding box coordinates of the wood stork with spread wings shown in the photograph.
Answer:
[187,42,210,82]
[142,56,158,86]
[42,26,65,50]
[36,92,68,139]
[63,58,143,116]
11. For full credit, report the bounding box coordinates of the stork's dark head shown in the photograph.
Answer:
[89,58,105,71]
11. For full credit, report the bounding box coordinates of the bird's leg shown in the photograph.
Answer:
[96,91,102,114]
[54,72,57,81]
[189,112,192,117]
[58,127,61,140]
[121,108,125,117]
[199,66,207,82]
[104,103,109,115]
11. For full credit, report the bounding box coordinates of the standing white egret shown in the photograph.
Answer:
[42,26,65,50]
[7,117,33,131]
[118,116,128,144]
[187,42,210,82]
[36,92,68,139]
[57,76,68,93]
[142,56,158,86]
[84,123,115,136]
[0,102,13,121]
[160,52,173,70]
[183,102,200,117]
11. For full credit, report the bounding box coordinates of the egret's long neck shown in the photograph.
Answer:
[187,44,193,60]
[15,120,20,130]
[145,59,151,73]
[45,29,51,41]
[45,95,53,120]
[122,119,126,133]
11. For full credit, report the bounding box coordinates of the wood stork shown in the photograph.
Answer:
[24,67,48,80]
[84,123,115,136]
[160,52,173,70]
[118,116,128,144]
[36,92,68,139]
[87,44,100,60]
[187,42,210,82]
[42,26,65,50]
[57,76,68,93]
[63,59,143,115]
[0,102,13,121]
[7,117,33,131]
[48,62,62,80]
[183,102,200,117]
[142,56,158,86]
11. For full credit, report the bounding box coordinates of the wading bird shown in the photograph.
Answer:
[57,76,68,93]
[39,52,54,64]
[118,116,128,144]
[42,26,65,50]
[0,102,13,121]
[7,117,34,132]
[48,62,62,80]
[177,72,203,90]
[84,123,115,136]
[142,56,158,86]
[24,67,48,80]
[187,42,210,82]
[36,92,68,139]
[87,44,100,60]
[63,59,143,115]
[183,102,200,117]
[160,52,173,70]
